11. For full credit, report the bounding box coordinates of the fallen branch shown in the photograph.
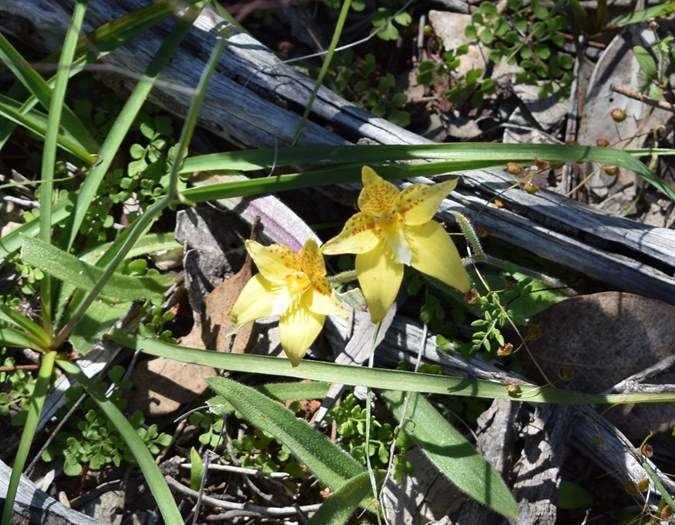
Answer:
[611,84,675,113]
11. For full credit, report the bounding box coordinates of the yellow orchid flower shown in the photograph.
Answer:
[230,239,348,366]
[322,166,470,322]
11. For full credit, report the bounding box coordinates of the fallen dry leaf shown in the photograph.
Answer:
[203,219,260,353]
[526,291,675,439]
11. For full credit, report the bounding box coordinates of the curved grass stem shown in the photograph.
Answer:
[1,350,57,525]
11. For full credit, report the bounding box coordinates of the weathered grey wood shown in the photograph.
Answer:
[2,0,675,305]
[512,406,572,524]
[368,315,675,499]
[0,459,99,525]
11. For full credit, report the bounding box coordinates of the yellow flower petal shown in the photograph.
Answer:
[358,166,399,216]
[245,240,299,284]
[380,216,411,265]
[406,221,471,293]
[279,295,325,366]
[307,285,349,317]
[322,212,381,255]
[355,243,404,323]
[398,179,458,226]
[229,274,281,324]
[298,239,326,277]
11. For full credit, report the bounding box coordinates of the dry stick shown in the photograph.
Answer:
[606,355,675,394]
[0,364,38,372]
[165,476,322,517]
[180,462,290,480]
[611,84,675,113]
[364,320,383,524]
[379,321,429,516]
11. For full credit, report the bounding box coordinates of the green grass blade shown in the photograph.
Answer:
[53,21,227,348]
[0,326,48,351]
[180,161,498,203]
[1,351,57,525]
[118,334,675,406]
[56,358,182,524]
[0,306,51,348]
[79,232,181,265]
[608,1,675,28]
[381,391,517,519]
[0,32,99,154]
[0,1,200,151]
[0,198,71,262]
[20,237,171,302]
[63,14,196,251]
[292,0,351,144]
[257,381,331,401]
[180,143,674,200]
[39,0,88,330]
[0,95,94,163]
[207,377,364,490]
[307,472,380,525]
[642,458,675,514]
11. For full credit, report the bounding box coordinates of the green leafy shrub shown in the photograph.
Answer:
[41,366,171,476]
[326,50,410,126]
[465,0,574,98]
[328,393,412,480]
[0,349,37,425]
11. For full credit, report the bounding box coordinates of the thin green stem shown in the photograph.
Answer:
[1,350,57,525]
[291,0,351,145]
[364,320,382,524]
[53,25,229,348]
[39,0,88,333]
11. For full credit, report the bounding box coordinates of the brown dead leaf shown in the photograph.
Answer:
[202,218,260,353]
[526,292,675,439]
[128,356,216,417]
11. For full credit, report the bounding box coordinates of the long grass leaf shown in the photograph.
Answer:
[21,237,170,301]
[0,326,47,351]
[307,472,380,525]
[118,334,675,406]
[0,198,71,262]
[55,358,182,524]
[0,95,94,163]
[0,32,99,154]
[207,377,364,490]
[39,0,88,330]
[64,14,196,251]
[180,143,674,200]
[292,0,351,144]
[381,391,517,519]
[0,306,51,348]
[180,161,498,203]
[53,22,228,348]
[0,0,202,151]
[1,351,56,525]
[608,1,675,28]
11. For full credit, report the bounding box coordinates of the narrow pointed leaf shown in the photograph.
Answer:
[63,14,196,250]
[307,472,380,525]
[381,391,517,520]
[0,32,99,154]
[207,376,364,490]
[0,95,94,163]
[0,306,51,347]
[20,237,170,302]
[118,334,675,406]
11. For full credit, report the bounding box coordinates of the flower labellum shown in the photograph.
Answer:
[230,239,348,366]
[322,166,470,322]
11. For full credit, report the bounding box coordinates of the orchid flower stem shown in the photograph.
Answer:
[365,319,382,523]
[328,269,358,284]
